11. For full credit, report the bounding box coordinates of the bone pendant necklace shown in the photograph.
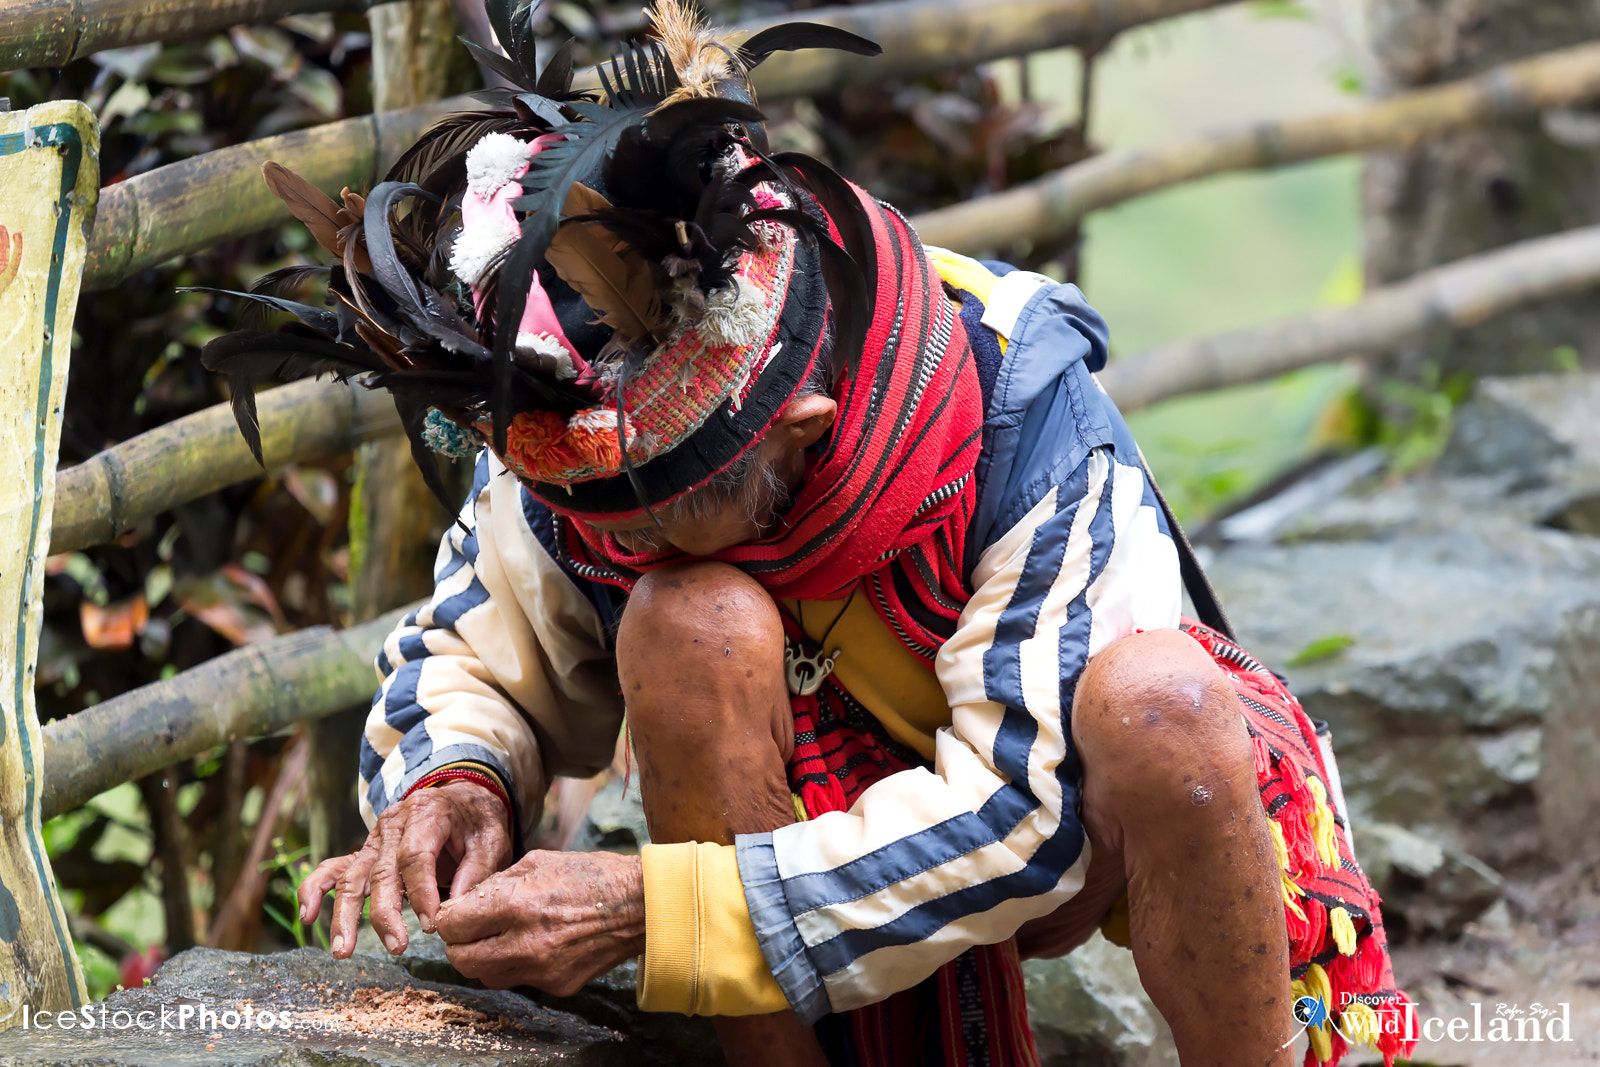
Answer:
[784,591,855,697]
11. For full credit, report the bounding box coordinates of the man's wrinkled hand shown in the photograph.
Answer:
[435,850,645,996]
[296,778,513,959]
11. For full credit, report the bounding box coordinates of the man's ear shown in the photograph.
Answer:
[773,394,837,449]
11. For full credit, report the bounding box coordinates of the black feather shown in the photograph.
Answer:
[180,286,339,337]
[767,152,877,302]
[515,92,567,127]
[738,22,882,68]
[644,96,765,144]
[536,37,577,97]
[461,38,530,89]
[484,0,542,86]
[745,207,868,379]
[200,330,387,467]
[363,182,444,328]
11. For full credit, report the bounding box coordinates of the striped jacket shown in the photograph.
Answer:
[358,254,1182,1021]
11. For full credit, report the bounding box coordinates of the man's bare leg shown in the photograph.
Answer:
[1065,628,1294,1067]
[616,560,829,1067]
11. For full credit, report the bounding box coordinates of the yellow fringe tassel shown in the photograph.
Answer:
[1308,777,1340,868]
[1303,963,1335,1064]
[1268,818,1293,872]
[1307,1019,1333,1064]
[1304,962,1333,1009]
[1340,1002,1382,1050]
[1329,905,1357,956]
[1283,872,1307,916]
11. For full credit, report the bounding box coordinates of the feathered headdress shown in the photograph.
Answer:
[197,0,882,516]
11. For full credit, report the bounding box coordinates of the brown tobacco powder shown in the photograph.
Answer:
[298,987,515,1043]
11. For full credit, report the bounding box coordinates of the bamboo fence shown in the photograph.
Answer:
[39,603,416,820]
[51,379,400,555]
[1099,224,1600,411]
[913,39,1600,252]
[84,99,460,289]
[81,0,1241,290]
[0,0,375,69]
[691,0,1233,97]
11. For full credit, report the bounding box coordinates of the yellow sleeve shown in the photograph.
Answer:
[637,842,790,1016]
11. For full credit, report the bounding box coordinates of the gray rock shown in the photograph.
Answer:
[356,908,722,1067]
[1354,823,1504,939]
[569,778,650,855]
[1211,517,1600,860]
[1024,934,1177,1067]
[1211,378,1600,863]
[0,946,625,1066]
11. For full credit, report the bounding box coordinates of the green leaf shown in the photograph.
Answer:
[1288,633,1355,667]
[1250,0,1312,19]
[261,899,305,948]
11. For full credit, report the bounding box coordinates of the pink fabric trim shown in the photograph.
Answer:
[464,133,579,361]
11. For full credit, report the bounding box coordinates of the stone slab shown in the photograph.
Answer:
[0,947,626,1066]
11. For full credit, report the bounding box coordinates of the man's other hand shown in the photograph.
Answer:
[297,778,513,959]
[434,850,645,996]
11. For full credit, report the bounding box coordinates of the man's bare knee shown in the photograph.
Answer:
[1072,629,1249,808]
[617,560,789,748]
[620,561,781,658]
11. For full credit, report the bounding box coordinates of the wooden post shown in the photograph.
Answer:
[0,100,98,1027]
[305,0,471,863]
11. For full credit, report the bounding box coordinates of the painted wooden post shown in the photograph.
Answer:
[0,100,98,1027]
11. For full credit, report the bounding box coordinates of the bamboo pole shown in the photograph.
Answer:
[38,603,417,821]
[1,0,376,70]
[81,0,1242,290]
[0,100,97,1024]
[912,39,1600,253]
[1098,224,1600,412]
[678,0,1233,97]
[50,378,401,555]
[82,98,461,290]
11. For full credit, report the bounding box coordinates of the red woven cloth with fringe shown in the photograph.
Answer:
[783,611,1041,1067]
[1182,619,1419,1067]
[783,615,1418,1067]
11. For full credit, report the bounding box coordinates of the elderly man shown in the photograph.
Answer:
[201,3,1414,1064]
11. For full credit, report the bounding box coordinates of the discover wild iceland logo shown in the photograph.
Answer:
[1289,993,1576,1049]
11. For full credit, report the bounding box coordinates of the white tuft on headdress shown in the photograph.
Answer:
[450,220,517,288]
[697,275,767,347]
[515,332,578,380]
[465,133,535,201]
[751,218,786,252]
[568,407,637,444]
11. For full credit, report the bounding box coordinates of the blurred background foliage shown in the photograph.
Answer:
[2,0,1417,1000]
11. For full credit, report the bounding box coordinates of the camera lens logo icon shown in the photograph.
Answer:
[1293,996,1328,1029]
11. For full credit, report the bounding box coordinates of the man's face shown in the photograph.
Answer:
[588,494,775,557]
[580,393,838,558]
